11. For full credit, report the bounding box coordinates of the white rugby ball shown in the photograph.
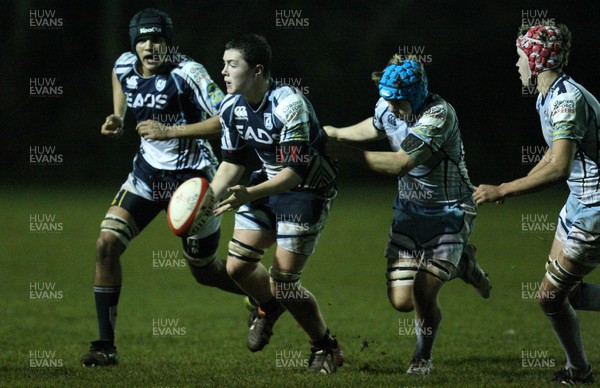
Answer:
[167,177,216,236]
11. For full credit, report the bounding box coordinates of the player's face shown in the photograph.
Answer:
[136,37,167,76]
[221,49,257,95]
[516,48,531,87]
[387,100,413,121]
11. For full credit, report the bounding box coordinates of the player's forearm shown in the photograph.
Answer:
[499,162,570,198]
[166,116,222,139]
[246,168,302,199]
[211,161,246,200]
[364,150,415,176]
[503,139,575,198]
[327,117,382,142]
[112,71,127,119]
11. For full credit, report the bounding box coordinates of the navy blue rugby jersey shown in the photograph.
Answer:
[114,52,224,170]
[220,81,336,190]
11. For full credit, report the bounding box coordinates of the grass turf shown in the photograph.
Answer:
[2,182,599,387]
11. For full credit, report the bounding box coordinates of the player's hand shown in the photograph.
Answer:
[137,120,172,140]
[213,185,255,216]
[323,125,338,139]
[101,114,124,138]
[473,184,505,205]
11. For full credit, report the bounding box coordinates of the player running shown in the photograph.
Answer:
[210,34,343,373]
[325,56,490,375]
[81,8,246,366]
[475,23,600,385]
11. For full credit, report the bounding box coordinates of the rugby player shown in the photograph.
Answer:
[475,23,600,385]
[210,34,343,373]
[81,8,245,366]
[325,56,490,375]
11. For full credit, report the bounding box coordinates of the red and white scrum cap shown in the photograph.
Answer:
[516,24,567,78]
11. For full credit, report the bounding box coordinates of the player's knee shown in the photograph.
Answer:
[183,231,219,274]
[97,215,136,258]
[95,232,124,262]
[386,264,417,312]
[226,238,264,280]
[388,289,414,312]
[539,257,581,312]
[268,266,303,301]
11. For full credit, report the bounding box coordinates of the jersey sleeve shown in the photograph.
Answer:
[272,88,313,176]
[408,102,450,152]
[372,98,388,131]
[273,89,311,143]
[549,92,580,142]
[219,96,246,165]
[113,52,137,81]
[180,62,225,117]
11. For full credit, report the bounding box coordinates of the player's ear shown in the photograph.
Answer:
[254,64,264,78]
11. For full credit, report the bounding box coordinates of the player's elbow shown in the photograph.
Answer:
[550,165,571,182]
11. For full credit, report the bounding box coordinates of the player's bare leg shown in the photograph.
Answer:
[538,240,595,384]
[386,258,417,312]
[226,230,275,303]
[270,246,343,373]
[188,259,244,294]
[270,247,325,339]
[183,230,245,295]
[225,229,285,352]
[82,206,136,366]
[546,238,600,313]
[407,270,444,375]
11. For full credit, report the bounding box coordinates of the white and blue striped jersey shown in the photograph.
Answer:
[114,52,224,171]
[373,95,473,204]
[537,73,600,205]
[220,81,336,191]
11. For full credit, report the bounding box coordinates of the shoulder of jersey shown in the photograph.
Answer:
[220,94,242,115]
[374,97,388,111]
[115,52,137,68]
[176,59,209,78]
[271,82,299,99]
[422,94,447,112]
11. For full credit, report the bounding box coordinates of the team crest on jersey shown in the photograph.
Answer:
[155,77,167,92]
[234,106,248,120]
[264,113,273,130]
[126,76,139,90]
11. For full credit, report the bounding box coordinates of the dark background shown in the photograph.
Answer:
[5,0,600,188]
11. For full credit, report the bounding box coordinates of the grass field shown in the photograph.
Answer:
[2,182,599,387]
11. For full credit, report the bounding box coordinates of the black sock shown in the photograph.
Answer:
[311,329,338,349]
[94,285,121,344]
[259,297,280,315]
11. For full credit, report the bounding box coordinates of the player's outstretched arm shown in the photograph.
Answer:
[214,167,302,216]
[324,117,385,142]
[473,139,576,204]
[100,71,126,138]
[527,146,553,176]
[136,116,222,140]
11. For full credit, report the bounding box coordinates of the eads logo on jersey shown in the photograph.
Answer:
[236,124,274,144]
[126,92,168,109]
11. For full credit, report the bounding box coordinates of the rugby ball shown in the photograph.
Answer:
[167,177,216,236]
